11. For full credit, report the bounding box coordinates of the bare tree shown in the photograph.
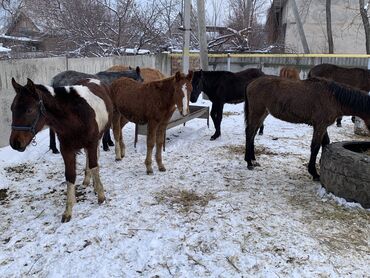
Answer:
[359,0,370,54]
[326,0,334,53]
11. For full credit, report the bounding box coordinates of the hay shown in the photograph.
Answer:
[221,145,278,156]
[154,188,215,213]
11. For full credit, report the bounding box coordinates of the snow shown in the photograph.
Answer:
[0,34,39,42]
[0,100,369,277]
[0,45,11,52]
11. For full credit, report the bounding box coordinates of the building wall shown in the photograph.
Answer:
[284,0,366,53]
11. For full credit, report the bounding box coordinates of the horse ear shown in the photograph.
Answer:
[26,78,36,93]
[187,70,193,81]
[135,66,140,74]
[175,71,182,81]
[11,78,22,94]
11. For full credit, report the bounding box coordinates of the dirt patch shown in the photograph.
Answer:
[0,188,8,204]
[154,188,216,214]
[223,111,240,117]
[220,145,278,156]
[4,164,35,181]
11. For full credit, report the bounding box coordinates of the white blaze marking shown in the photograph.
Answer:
[88,78,101,85]
[182,84,189,116]
[73,85,109,132]
[43,85,55,96]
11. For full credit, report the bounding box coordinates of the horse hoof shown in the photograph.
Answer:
[61,214,71,223]
[258,132,263,136]
[115,157,122,161]
[247,165,254,170]
[336,124,342,127]
[103,146,109,151]
[98,196,106,204]
[146,170,154,175]
[52,149,60,154]
[159,166,166,172]
[108,141,114,146]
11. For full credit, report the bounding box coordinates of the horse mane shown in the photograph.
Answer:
[325,79,370,113]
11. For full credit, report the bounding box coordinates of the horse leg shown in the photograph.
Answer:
[210,102,223,140]
[336,116,342,127]
[102,130,110,151]
[107,129,114,146]
[308,127,327,181]
[245,124,260,169]
[87,143,105,204]
[145,121,159,174]
[82,148,92,186]
[258,123,264,136]
[119,116,129,159]
[112,112,124,160]
[321,131,330,148]
[49,128,59,154]
[155,121,168,172]
[60,147,76,223]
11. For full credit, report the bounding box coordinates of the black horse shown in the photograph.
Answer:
[190,68,265,140]
[49,67,143,153]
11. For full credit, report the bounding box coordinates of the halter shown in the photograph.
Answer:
[11,99,46,136]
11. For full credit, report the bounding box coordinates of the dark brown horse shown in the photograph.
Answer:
[10,78,113,222]
[244,76,370,181]
[308,63,370,126]
[110,71,193,174]
[107,65,167,81]
[279,66,300,80]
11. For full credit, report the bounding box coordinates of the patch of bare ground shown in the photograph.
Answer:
[219,144,279,156]
[4,164,35,181]
[0,188,8,204]
[223,111,240,117]
[154,187,216,214]
[288,192,370,255]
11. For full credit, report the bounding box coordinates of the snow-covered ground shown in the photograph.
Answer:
[0,100,369,277]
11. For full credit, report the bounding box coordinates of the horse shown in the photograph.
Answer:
[308,63,370,127]
[279,66,300,80]
[110,71,193,174]
[190,68,265,140]
[10,78,113,222]
[49,67,143,153]
[106,65,166,81]
[244,76,370,181]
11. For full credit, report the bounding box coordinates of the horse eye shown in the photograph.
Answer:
[26,108,33,114]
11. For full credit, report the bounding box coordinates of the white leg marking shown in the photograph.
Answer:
[182,84,189,116]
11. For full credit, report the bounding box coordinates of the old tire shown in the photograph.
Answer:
[320,141,370,208]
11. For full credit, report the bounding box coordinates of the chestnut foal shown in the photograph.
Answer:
[110,71,193,174]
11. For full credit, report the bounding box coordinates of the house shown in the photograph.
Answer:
[0,12,64,57]
[267,0,366,53]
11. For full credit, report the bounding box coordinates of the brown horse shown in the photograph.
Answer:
[279,66,300,80]
[244,76,370,181]
[308,63,370,126]
[110,71,193,174]
[107,65,166,82]
[10,78,113,222]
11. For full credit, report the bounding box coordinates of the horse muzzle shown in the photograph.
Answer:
[9,133,31,152]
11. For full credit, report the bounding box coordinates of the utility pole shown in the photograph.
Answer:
[182,0,191,73]
[290,0,310,53]
[197,0,209,70]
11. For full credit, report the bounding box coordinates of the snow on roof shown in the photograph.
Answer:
[0,34,39,42]
[0,45,11,52]
[122,48,151,55]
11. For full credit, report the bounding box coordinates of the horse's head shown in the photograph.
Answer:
[9,78,47,152]
[174,70,193,116]
[135,66,144,83]
[190,70,204,103]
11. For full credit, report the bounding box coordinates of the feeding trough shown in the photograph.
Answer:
[320,141,370,208]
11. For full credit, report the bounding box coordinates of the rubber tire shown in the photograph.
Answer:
[320,141,370,208]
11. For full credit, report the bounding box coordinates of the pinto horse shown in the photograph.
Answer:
[110,71,193,174]
[308,63,370,127]
[10,78,113,222]
[49,67,143,153]
[244,76,370,181]
[190,68,265,140]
